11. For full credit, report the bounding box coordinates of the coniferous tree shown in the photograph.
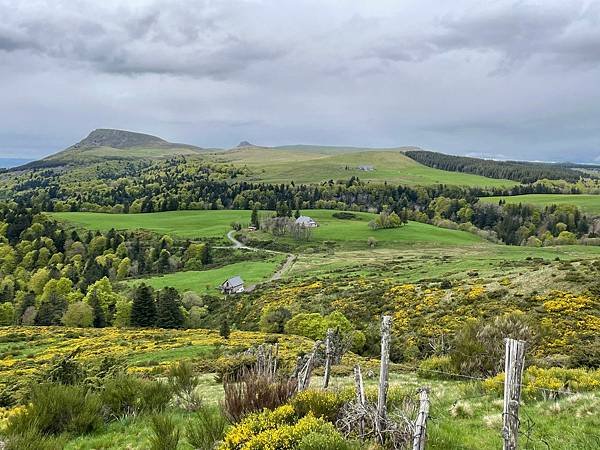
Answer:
[219,319,231,339]
[131,284,156,327]
[250,207,259,229]
[155,287,184,329]
[200,243,212,265]
[36,292,67,326]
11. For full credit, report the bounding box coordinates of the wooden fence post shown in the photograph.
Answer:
[502,338,526,450]
[298,340,321,392]
[377,315,392,439]
[412,387,430,450]
[323,328,335,388]
[354,364,366,437]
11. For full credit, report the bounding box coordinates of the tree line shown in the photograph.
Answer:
[405,150,590,184]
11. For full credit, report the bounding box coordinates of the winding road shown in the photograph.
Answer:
[225,229,296,282]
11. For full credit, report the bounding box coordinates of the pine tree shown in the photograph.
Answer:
[155,287,184,329]
[157,249,171,273]
[131,284,156,327]
[250,207,259,229]
[36,292,67,326]
[220,319,231,339]
[87,290,106,328]
[200,243,212,265]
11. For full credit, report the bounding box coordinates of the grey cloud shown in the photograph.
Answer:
[0,0,287,77]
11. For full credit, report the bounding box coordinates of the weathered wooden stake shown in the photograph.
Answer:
[354,364,366,436]
[323,328,335,388]
[298,340,321,392]
[377,315,392,439]
[502,338,526,450]
[412,388,430,450]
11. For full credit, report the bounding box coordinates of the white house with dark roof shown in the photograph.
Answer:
[220,276,245,294]
[295,215,318,228]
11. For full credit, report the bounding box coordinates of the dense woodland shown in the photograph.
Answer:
[405,150,591,183]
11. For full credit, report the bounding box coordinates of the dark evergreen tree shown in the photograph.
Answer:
[219,319,231,339]
[35,293,67,326]
[250,206,259,229]
[131,284,156,327]
[155,287,184,329]
[200,243,212,265]
[87,291,106,328]
[157,249,171,273]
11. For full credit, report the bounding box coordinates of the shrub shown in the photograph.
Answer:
[149,414,180,450]
[213,355,257,383]
[417,355,455,379]
[185,406,229,450]
[291,389,348,422]
[222,371,297,423]
[7,383,102,436]
[3,429,66,450]
[221,405,334,450]
[168,361,202,411]
[332,212,357,220]
[259,305,292,333]
[298,430,358,450]
[483,366,600,400]
[100,375,171,419]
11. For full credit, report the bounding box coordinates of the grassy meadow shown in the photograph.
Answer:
[50,210,254,241]
[211,147,518,187]
[480,193,600,215]
[126,255,286,294]
[51,209,487,248]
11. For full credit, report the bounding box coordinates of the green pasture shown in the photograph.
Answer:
[480,194,600,215]
[49,209,486,249]
[50,210,253,240]
[213,148,518,187]
[126,257,285,294]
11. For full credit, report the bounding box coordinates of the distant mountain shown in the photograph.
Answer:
[72,128,170,149]
[14,129,205,170]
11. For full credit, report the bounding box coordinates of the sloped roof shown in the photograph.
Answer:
[222,276,244,287]
[295,215,316,224]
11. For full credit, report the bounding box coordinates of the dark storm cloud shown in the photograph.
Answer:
[1,0,600,161]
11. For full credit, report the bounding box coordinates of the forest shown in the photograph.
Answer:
[405,150,591,184]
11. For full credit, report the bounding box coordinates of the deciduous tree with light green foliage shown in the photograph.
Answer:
[0,302,14,325]
[62,302,93,327]
[284,311,353,340]
[114,299,132,328]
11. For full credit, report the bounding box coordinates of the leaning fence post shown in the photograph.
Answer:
[323,328,335,388]
[377,315,392,440]
[502,338,526,450]
[412,387,430,450]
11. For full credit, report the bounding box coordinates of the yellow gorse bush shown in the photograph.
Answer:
[483,366,600,399]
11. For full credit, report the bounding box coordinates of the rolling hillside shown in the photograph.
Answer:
[208,146,518,187]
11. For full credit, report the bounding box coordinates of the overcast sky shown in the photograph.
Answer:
[1,0,600,162]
